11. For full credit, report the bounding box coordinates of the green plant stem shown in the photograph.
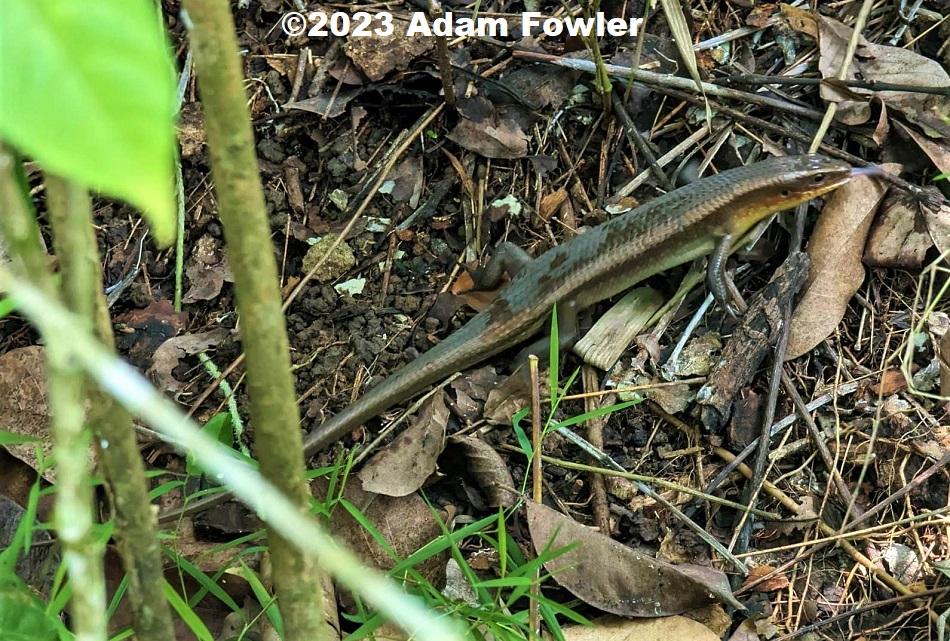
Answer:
[46,175,175,641]
[0,148,107,640]
[179,0,324,636]
[0,270,466,641]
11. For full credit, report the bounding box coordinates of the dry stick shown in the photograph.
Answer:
[159,105,445,523]
[730,288,795,558]
[528,354,542,637]
[525,51,939,206]
[548,427,750,573]
[610,92,674,191]
[582,367,613,535]
[713,74,950,96]
[685,381,862,522]
[513,50,828,121]
[525,449,779,518]
[781,370,862,516]
[774,587,949,641]
[714,448,940,625]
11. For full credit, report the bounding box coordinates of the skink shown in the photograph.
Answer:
[159,154,859,522]
[301,154,859,454]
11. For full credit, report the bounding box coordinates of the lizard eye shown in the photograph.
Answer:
[813,173,825,183]
[781,189,791,197]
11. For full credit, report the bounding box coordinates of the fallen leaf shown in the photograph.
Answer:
[114,299,188,370]
[786,166,895,360]
[447,115,529,160]
[561,613,720,640]
[863,189,934,269]
[923,200,950,257]
[182,234,233,303]
[317,477,448,594]
[443,435,519,508]
[0,346,74,483]
[739,566,790,592]
[894,121,950,173]
[726,616,762,641]
[148,328,231,393]
[526,501,743,616]
[358,393,447,497]
[284,88,361,119]
[379,155,424,208]
[342,17,433,81]
[805,14,950,139]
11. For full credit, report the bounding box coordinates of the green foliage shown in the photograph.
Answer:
[0,0,176,244]
[511,309,641,465]
[0,580,61,641]
[339,505,588,641]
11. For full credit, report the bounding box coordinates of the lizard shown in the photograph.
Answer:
[159,153,868,522]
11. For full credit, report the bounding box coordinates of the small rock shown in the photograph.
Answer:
[302,234,356,282]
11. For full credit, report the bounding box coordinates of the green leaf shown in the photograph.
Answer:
[0,581,58,641]
[186,413,234,476]
[164,581,213,641]
[0,430,41,446]
[0,0,176,244]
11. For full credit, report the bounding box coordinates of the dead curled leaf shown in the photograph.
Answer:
[525,501,743,617]
[447,115,529,160]
[148,328,231,393]
[863,188,936,269]
[443,435,519,508]
[797,12,950,138]
[0,346,55,481]
[785,166,897,360]
[358,393,447,497]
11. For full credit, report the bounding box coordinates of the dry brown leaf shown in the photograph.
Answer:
[114,299,188,370]
[381,155,424,208]
[317,477,448,592]
[148,328,231,393]
[923,200,950,257]
[561,614,720,641]
[779,5,817,36]
[447,116,529,160]
[726,616,762,641]
[539,187,569,221]
[526,501,743,616]
[284,88,361,119]
[444,435,519,508]
[739,566,790,592]
[805,14,950,138]
[786,167,895,359]
[894,121,950,173]
[871,369,909,396]
[0,346,58,482]
[342,17,433,81]
[182,234,233,303]
[358,393,447,497]
[863,189,934,269]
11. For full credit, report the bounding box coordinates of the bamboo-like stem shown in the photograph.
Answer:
[46,175,175,641]
[179,0,325,636]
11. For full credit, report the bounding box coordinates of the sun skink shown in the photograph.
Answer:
[159,154,863,522]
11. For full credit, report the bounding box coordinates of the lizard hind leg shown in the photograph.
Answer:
[469,242,535,290]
